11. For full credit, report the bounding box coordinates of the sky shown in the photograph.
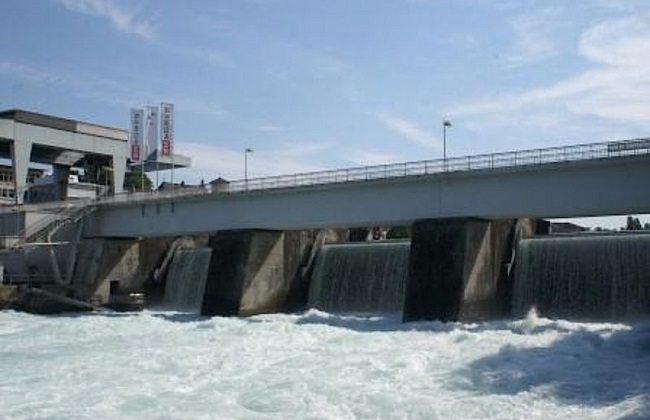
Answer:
[1,0,649,227]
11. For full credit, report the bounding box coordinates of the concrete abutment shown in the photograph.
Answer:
[200,229,321,317]
[402,217,539,322]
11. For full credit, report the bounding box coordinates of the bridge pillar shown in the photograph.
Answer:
[201,230,286,316]
[52,165,70,201]
[201,229,320,316]
[10,139,32,204]
[403,218,517,322]
[111,153,126,194]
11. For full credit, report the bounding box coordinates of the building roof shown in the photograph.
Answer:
[210,177,229,185]
[0,109,128,141]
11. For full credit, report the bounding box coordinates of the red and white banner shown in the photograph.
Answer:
[131,144,140,162]
[146,105,159,159]
[160,103,174,157]
[130,108,144,162]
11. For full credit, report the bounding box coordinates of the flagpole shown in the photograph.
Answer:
[142,106,147,192]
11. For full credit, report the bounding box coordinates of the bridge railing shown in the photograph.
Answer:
[225,137,650,193]
[52,136,650,207]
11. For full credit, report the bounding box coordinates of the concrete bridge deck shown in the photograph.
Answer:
[79,138,650,238]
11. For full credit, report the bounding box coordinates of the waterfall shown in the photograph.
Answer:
[163,248,212,311]
[308,240,410,313]
[513,233,650,319]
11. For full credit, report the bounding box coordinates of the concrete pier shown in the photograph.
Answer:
[403,218,518,322]
[200,229,329,317]
[201,230,285,316]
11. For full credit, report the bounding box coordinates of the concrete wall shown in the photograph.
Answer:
[403,218,519,322]
[201,229,325,317]
[0,285,19,309]
[201,230,283,316]
[280,230,318,312]
[72,237,173,305]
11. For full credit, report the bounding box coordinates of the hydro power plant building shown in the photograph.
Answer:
[0,109,129,204]
[0,109,189,205]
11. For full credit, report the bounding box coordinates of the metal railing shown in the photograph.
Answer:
[100,137,650,206]
[3,137,650,212]
[229,138,650,193]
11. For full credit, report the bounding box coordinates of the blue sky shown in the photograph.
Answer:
[1,0,649,226]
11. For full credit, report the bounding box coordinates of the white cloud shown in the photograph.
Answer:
[501,8,562,67]
[448,15,650,126]
[0,59,224,118]
[345,150,402,167]
[255,125,283,133]
[58,0,156,41]
[0,58,138,107]
[579,16,650,66]
[0,60,61,85]
[164,44,236,68]
[174,141,330,183]
[376,112,441,149]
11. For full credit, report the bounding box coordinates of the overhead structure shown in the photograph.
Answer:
[0,109,129,204]
[129,150,191,173]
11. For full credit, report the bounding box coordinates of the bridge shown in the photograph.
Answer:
[81,138,650,238]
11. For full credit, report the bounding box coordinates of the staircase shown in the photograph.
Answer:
[14,204,97,248]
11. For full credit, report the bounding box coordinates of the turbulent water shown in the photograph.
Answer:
[163,248,212,311]
[514,234,650,319]
[1,309,648,419]
[308,241,410,313]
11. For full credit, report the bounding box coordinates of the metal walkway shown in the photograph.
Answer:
[93,137,650,207]
[84,137,650,237]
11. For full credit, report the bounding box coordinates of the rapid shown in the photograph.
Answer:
[1,309,648,419]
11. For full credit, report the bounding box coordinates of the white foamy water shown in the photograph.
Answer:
[0,309,648,419]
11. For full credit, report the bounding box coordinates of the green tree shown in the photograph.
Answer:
[124,172,153,192]
[625,216,642,230]
[386,226,412,239]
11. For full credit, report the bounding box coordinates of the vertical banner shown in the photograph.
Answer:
[145,105,159,159]
[130,108,144,162]
[160,103,174,157]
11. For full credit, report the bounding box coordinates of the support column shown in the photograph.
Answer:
[10,140,32,204]
[403,218,516,323]
[111,154,126,195]
[201,230,287,317]
[52,165,70,201]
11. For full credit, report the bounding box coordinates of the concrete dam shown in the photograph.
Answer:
[5,214,648,323]
[1,137,650,321]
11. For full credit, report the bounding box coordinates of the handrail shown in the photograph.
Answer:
[99,137,650,206]
[3,137,650,212]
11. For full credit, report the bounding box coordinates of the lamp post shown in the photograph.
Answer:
[443,120,452,170]
[245,148,253,190]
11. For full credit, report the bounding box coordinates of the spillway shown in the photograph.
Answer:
[513,233,650,319]
[163,248,212,311]
[307,240,410,313]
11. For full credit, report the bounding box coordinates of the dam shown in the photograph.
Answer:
[0,115,649,322]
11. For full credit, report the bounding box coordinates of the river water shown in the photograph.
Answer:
[1,309,648,419]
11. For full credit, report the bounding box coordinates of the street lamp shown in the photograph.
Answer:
[244,148,253,190]
[443,120,452,170]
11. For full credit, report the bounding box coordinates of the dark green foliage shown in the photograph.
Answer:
[625,216,642,231]
[386,226,412,239]
[124,172,153,192]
